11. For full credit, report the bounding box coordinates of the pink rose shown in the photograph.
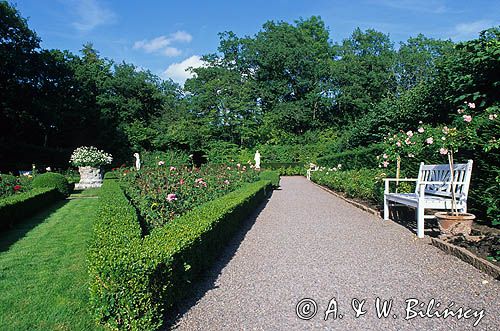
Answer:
[442,126,449,134]
[170,166,176,171]
[167,193,177,202]
[406,130,414,137]
[158,161,165,166]
[467,102,475,109]
[405,138,411,145]
[382,161,389,168]
[426,137,434,145]
[463,115,472,122]
[439,148,448,155]
[489,114,498,120]
[383,154,388,159]
[224,180,230,185]
[418,127,425,133]
[396,141,402,147]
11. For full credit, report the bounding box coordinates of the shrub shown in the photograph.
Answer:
[32,173,71,197]
[317,144,384,170]
[119,163,260,232]
[311,168,388,205]
[259,170,280,187]
[0,188,60,229]
[89,178,273,330]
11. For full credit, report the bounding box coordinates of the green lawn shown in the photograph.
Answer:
[0,195,101,330]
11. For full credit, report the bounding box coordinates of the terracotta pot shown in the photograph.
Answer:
[435,211,475,237]
[75,166,103,189]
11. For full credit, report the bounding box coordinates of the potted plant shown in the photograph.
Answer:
[70,146,112,189]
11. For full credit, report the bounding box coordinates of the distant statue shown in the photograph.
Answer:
[254,150,261,170]
[133,152,141,171]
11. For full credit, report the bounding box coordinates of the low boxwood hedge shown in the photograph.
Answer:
[89,178,274,330]
[0,187,60,229]
[32,172,72,197]
[259,170,280,187]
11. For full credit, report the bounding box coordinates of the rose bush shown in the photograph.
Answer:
[118,163,260,232]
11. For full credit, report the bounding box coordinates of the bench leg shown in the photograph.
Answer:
[417,206,424,238]
[383,197,390,220]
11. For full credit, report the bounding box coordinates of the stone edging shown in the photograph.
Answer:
[431,238,500,280]
[311,181,381,217]
[312,180,499,280]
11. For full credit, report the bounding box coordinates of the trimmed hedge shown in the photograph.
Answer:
[259,170,280,187]
[89,178,273,330]
[32,172,72,197]
[0,188,60,228]
[317,144,384,170]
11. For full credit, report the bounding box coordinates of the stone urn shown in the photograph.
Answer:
[75,166,103,189]
[435,212,475,237]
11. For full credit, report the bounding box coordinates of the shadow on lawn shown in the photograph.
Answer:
[163,193,272,329]
[0,200,68,253]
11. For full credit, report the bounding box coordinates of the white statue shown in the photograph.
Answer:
[133,152,141,171]
[254,150,261,170]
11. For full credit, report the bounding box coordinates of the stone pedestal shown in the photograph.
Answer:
[75,166,103,189]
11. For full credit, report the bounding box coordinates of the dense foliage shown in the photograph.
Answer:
[119,163,259,232]
[0,174,32,199]
[32,172,71,197]
[90,177,273,329]
[1,2,498,224]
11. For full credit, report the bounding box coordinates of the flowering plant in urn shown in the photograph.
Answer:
[70,146,113,167]
[70,146,112,189]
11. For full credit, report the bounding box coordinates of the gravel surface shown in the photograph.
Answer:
[170,176,500,331]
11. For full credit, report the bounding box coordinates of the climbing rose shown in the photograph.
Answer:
[467,102,476,109]
[418,127,425,133]
[426,137,434,144]
[463,115,472,122]
[439,148,448,155]
[167,193,177,202]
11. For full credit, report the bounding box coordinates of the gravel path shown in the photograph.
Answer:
[171,176,499,331]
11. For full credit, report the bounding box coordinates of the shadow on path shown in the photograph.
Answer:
[162,194,273,330]
[0,200,68,253]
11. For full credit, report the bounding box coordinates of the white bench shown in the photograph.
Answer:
[383,160,473,238]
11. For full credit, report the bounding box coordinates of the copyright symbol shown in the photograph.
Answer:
[296,298,317,320]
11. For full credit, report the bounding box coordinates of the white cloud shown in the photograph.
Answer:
[171,30,193,43]
[133,36,170,53]
[163,47,182,57]
[133,31,192,57]
[71,0,117,32]
[163,55,206,85]
[452,20,496,40]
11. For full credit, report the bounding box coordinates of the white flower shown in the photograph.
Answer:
[69,146,112,167]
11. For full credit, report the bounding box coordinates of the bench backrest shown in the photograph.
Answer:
[415,160,473,201]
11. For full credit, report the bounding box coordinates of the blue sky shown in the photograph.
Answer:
[15,0,500,85]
